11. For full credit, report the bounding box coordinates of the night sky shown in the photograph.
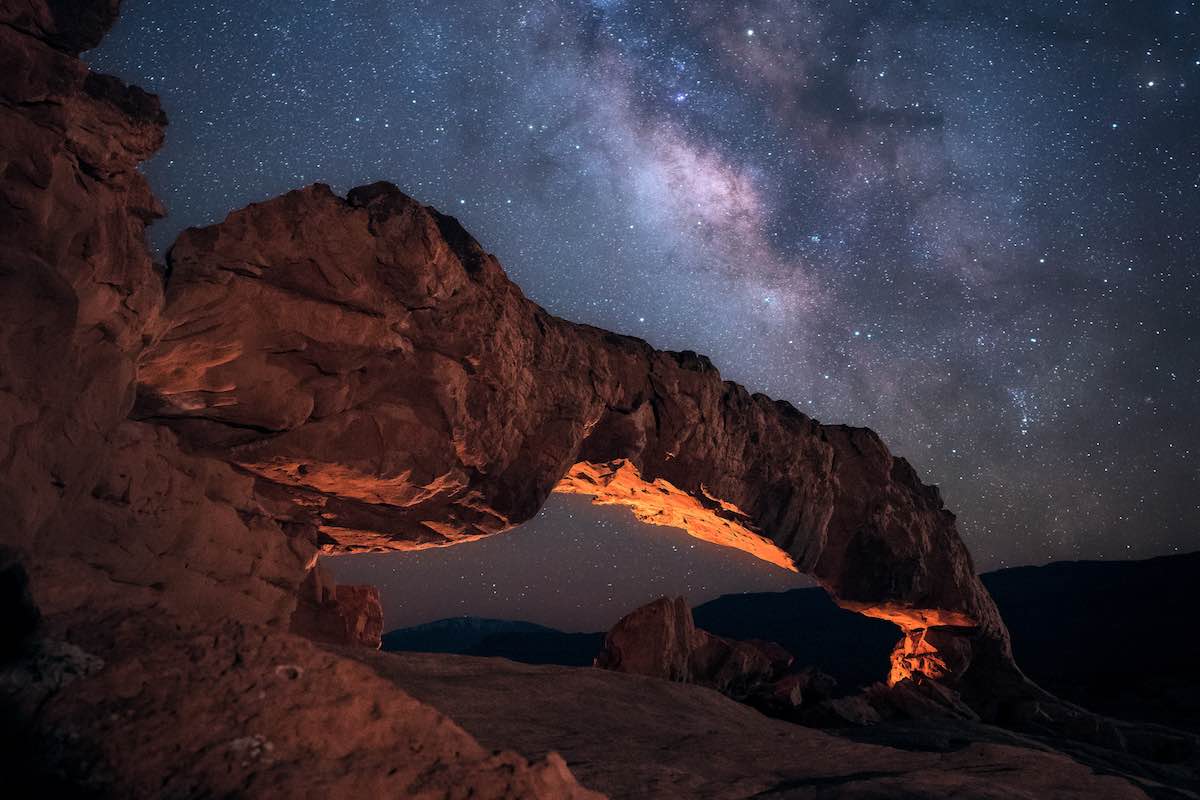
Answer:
[91,1,1198,630]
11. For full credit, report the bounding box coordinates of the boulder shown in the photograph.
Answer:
[872,677,981,722]
[802,694,884,728]
[595,597,792,704]
[593,597,697,682]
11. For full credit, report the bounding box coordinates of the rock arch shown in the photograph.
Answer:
[136,181,1019,697]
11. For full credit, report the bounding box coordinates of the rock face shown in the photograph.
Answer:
[595,597,788,703]
[1,0,165,546]
[0,1,600,795]
[136,180,1015,700]
[6,618,602,799]
[290,562,384,649]
[594,597,701,682]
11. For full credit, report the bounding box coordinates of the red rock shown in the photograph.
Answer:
[0,0,165,548]
[290,563,384,649]
[137,180,1015,698]
[1,0,120,53]
[0,3,601,795]
[373,650,1158,800]
[20,619,603,799]
[871,677,981,722]
[594,597,697,681]
[802,694,884,728]
[595,596,789,703]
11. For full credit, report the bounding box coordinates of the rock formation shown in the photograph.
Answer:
[3,0,1191,794]
[134,180,1017,703]
[594,597,791,704]
[370,650,1168,800]
[593,596,978,727]
[0,1,600,795]
[290,562,385,649]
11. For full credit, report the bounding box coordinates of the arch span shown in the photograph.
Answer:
[137,181,1017,699]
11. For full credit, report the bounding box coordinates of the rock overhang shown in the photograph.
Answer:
[134,179,1014,693]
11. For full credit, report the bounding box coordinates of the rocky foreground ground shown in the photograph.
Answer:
[349,650,1178,799]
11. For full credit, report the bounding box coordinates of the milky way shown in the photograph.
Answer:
[91,1,1199,625]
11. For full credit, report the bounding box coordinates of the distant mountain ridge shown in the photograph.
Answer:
[382,617,556,653]
[382,616,604,666]
[980,550,1200,731]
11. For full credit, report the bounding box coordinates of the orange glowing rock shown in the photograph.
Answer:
[555,460,798,572]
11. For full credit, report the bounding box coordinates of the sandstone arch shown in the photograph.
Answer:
[135,181,1018,697]
[8,4,1194,792]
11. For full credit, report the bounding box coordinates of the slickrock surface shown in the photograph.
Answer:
[6,620,601,799]
[137,180,1014,696]
[354,650,1163,800]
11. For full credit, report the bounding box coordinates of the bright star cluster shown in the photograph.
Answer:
[91,1,1199,625]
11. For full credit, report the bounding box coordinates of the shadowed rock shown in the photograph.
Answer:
[0,1,603,794]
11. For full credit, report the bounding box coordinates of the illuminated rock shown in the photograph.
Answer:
[138,180,1015,698]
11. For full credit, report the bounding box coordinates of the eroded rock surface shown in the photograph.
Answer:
[1,0,164,544]
[5,620,602,799]
[0,2,602,795]
[137,180,1014,699]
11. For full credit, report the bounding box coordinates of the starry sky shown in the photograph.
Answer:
[91,1,1198,630]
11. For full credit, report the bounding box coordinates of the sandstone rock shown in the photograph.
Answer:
[18,621,603,799]
[32,420,314,635]
[871,677,981,722]
[290,562,384,649]
[690,635,780,698]
[1,0,120,53]
[594,597,698,681]
[748,666,841,718]
[372,650,1158,800]
[0,3,602,795]
[0,0,166,553]
[595,596,793,706]
[803,694,885,728]
[137,179,1015,699]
